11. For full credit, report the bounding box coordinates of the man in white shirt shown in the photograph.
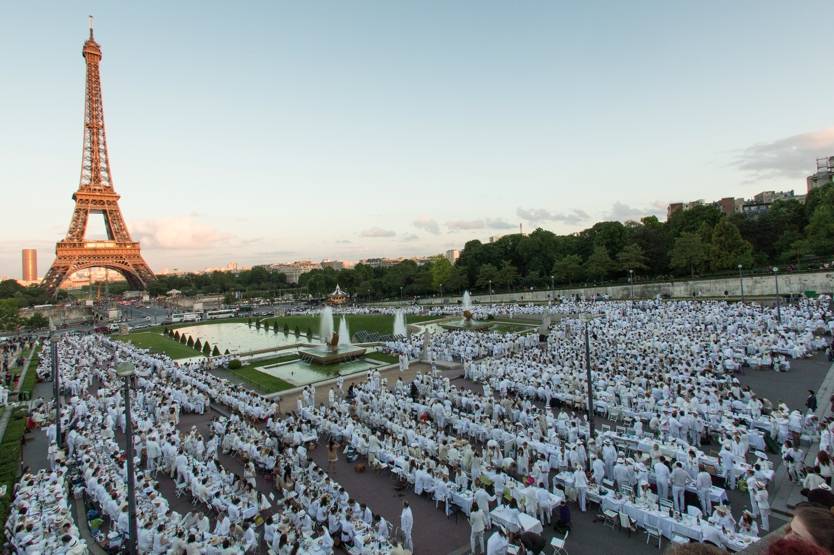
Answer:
[469,504,487,554]
[670,462,690,513]
[654,457,670,500]
[400,501,414,552]
[695,464,713,516]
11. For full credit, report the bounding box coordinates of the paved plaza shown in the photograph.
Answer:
[15,299,834,554]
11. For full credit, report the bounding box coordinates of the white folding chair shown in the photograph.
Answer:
[645,525,662,548]
[550,530,569,555]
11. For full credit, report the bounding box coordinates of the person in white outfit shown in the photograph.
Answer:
[695,464,713,516]
[573,464,588,512]
[400,501,414,552]
[754,482,770,531]
[469,504,486,555]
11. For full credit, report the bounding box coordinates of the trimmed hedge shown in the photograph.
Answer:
[0,410,28,544]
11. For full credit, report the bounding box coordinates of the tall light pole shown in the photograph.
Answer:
[488,280,493,303]
[116,362,138,555]
[50,334,61,449]
[439,283,443,300]
[772,267,781,323]
[582,315,596,463]
[551,274,555,292]
[738,264,744,302]
[399,286,403,301]
[628,269,634,300]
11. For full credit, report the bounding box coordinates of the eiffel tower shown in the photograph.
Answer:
[42,19,154,296]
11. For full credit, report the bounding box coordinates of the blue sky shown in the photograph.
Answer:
[1,1,833,277]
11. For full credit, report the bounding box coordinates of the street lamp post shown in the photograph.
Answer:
[551,275,555,292]
[738,264,744,302]
[628,269,634,300]
[583,316,595,462]
[440,283,443,301]
[488,280,493,303]
[772,267,781,323]
[116,362,138,555]
[50,335,61,449]
[400,287,403,301]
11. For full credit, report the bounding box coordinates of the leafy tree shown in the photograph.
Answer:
[212,345,220,357]
[306,328,312,341]
[584,245,614,281]
[173,330,180,341]
[186,336,194,347]
[254,320,261,329]
[709,218,753,271]
[26,313,49,329]
[283,323,290,335]
[194,338,202,351]
[180,334,187,344]
[294,325,300,336]
[429,256,454,291]
[496,262,519,291]
[444,267,468,293]
[475,263,500,291]
[617,243,648,272]
[805,204,834,256]
[552,255,584,285]
[202,341,211,354]
[670,232,708,277]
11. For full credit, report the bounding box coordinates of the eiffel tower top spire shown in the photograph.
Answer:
[79,15,113,190]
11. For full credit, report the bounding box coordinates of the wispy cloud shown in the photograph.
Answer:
[359,227,396,238]
[413,217,440,235]
[446,220,485,231]
[605,201,665,222]
[516,207,589,225]
[485,218,515,230]
[398,233,419,242]
[734,127,834,180]
[130,217,239,250]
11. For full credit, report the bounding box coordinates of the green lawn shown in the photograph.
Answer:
[264,314,441,337]
[224,354,297,394]
[364,351,398,364]
[116,332,205,360]
[490,322,537,334]
[0,409,26,544]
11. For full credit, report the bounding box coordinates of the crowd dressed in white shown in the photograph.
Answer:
[5,296,834,555]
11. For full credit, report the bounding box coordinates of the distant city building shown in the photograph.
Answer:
[669,189,805,220]
[320,259,344,270]
[807,156,834,193]
[444,249,460,264]
[270,260,320,284]
[359,257,404,268]
[21,249,37,281]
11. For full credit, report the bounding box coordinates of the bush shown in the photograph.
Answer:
[202,342,211,354]
[194,339,202,351]
[294,326,300,336]
[186,336,194,348]
[173,331,180,340]
[306,328,312,340]
[283,324,290,334]
[228,359,242,369]
[212,345,220,357]
[224,349,230,355]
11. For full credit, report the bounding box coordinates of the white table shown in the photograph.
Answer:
[490,507,543,534]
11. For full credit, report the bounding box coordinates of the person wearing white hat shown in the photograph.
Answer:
[573,464,588,512]
[719,441,736,491]
[754,481,770,531]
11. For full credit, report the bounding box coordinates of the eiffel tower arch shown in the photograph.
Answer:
[42,20,154,296]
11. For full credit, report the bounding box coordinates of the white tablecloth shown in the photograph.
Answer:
[490,507,543,534]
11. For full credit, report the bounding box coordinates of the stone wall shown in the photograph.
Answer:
[369,270,834,307]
